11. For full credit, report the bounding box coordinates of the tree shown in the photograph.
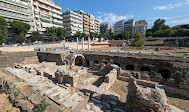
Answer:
[75,31,82,39]
[9,20,30,43]
[131,33,145,47]
[120,31,130,40]
[181,29,189,36]
[56,27,66,40]
[90,32,96,40]
[81,33,87,38]
[163,29,174,37]
[97,33,105,39]
[151,19,165,33]
[46,27,57,41]
[30,31,43,42]
[0,16,8,45]
[146,31,153,37]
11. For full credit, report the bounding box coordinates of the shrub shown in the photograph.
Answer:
[14,91,20,97]
[22,96,28,100]
[131,33,145,47]
[33,100,50,112]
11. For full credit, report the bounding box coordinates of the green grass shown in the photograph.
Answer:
[33,100,50,112]
[14,91,20,97]
[22,96,28,100]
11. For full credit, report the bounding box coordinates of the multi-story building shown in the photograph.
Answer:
[63,9,100,37]
[0,0,33,38]
[63,9,83,37]
[132,20,148,35]
[114,20,125,34]
[100,22,114,37]
[94,19,100,34]
[124,19,135,32]
[31,0,63,36]
[89,14,95,33]
[114,19,148,35]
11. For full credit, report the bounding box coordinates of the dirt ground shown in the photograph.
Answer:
[0,93,20,112]
[168,97,189,112]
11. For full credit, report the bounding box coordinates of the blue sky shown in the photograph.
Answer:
[53,0,189,28]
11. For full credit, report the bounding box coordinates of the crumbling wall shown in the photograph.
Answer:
[0,51,37,68]
[126,77,185,112]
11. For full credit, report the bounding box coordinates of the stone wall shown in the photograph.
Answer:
[0,51,37,68]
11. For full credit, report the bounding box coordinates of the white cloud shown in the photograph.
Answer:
[96,12,133,24]
[153,0,189,11]
[154,4,174,10]
[167,19,189,24]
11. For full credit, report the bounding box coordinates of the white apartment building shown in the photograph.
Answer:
[132,25,147,35]
[132,20,148,35]
[94,19,100,34]
[31,0,63,36]
[0,0,33,29]
[63,9,100,37]
[63,9,83,37]
[89,14,95,33]
[114,20,125,34]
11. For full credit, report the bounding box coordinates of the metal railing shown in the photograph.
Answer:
[0,10,31,20]
[0,1,30,13]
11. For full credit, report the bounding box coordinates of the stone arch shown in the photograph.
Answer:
[140,67,151,72]
[68,54,85,66]
[126,65,134,70]
[157,63,175,78]
[75,55,85,66]
[158,69,171,79]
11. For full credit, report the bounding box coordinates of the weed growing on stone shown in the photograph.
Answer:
[33,100,50,112]
[22,96,28,100]
[14,91,20,97]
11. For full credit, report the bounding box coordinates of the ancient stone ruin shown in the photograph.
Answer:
[0,50,188,112]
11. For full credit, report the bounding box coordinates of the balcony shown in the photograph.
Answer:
[0,2,30,14]
[41,18,51,23]
[0,10,31,21]
[52,14,62,19]
[40,11,51,16]
[38,4,51,11]
[53,21,63,26]
[38,0,62,10]
[52,9,62,15]
[3,0,29,7]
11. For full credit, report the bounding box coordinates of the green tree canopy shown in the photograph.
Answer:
[46,27,66,41]
[56,27,66,40]
[9,20,30,42]
[151,19,165,33]
[131,33,145,47]
[30,31,43,42]
[75,31,82,39]
[0,16,8,44]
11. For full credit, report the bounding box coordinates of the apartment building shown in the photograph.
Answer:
[62,9,83,37]
[114,19,148,35]
[114,20,125,34]
[89,14,95,33]
[94,19,100,34]
[124,19,135,32]
[100,22,114,37]
[0,0,33,31]
[63,9,100,37]
[31,0,63,36]
[132,20,148,35]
